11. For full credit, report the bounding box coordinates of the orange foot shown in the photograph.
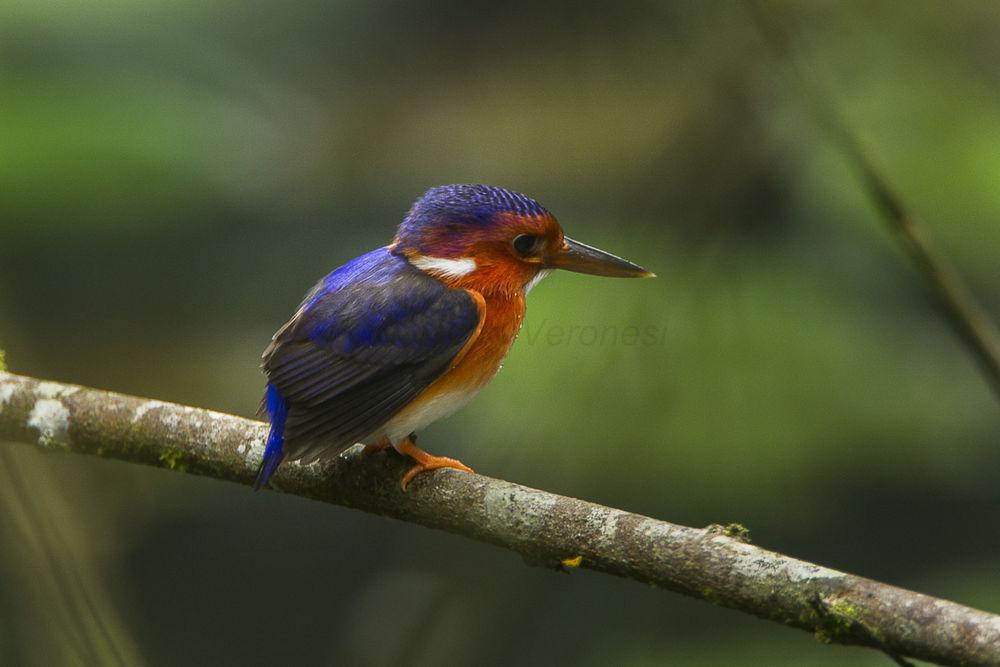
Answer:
[396,436,474,491]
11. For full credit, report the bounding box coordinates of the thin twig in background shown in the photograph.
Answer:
[0,447,143,666]
[748,1,1000,400]
[1,371,997,666]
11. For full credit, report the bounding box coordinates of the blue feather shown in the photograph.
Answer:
[257,245,480,473]
[254,383,288,490]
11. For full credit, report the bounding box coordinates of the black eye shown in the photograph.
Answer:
[512,234,539,257]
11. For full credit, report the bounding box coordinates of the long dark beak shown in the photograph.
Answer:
[544,237,654,278]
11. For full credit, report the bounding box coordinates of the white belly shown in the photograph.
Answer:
[380,386,482,448]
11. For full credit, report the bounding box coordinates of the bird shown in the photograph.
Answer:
[254,184,653,491]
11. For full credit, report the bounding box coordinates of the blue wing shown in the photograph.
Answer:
[255,247,482,486]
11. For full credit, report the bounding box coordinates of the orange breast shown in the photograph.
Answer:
[427,288,524,397]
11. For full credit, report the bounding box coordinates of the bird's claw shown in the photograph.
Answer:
[400,457,474,491]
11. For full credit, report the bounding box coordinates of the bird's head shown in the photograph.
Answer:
[391,184,652,294]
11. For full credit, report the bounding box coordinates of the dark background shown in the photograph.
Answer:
[1,1,998,665]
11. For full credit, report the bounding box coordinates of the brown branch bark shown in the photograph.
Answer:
[1,370,998,666]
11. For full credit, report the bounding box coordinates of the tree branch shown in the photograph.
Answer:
[1,370,997,666]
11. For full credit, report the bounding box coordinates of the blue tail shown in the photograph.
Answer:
[254,383,288,490]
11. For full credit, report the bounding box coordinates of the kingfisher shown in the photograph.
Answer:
[255,184,652,491]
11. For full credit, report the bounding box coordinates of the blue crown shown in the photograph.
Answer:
[396,184,549,242]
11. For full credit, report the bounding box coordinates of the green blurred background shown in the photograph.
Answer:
[1,1,998,665]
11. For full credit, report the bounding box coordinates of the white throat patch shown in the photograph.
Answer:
[524,269,552,295]
[410,255,477,278]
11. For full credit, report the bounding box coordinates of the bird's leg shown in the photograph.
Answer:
[361,437,390,456]
[396,434,474,491]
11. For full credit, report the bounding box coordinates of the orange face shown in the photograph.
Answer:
[397,210,652,296]
[460,212,565,294]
